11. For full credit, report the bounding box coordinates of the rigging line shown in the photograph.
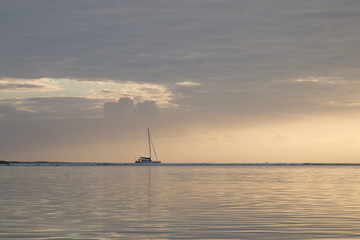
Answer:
[143,131,148,156]
[151,139,159,161]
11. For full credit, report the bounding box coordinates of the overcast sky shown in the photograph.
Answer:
[1,0,360,163]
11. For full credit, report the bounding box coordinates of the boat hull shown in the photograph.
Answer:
[135,157,161,164]
[135,161,161,164]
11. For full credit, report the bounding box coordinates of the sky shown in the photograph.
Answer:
[1,0,360,163]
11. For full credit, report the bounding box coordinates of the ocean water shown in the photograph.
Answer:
[1,165,360,240]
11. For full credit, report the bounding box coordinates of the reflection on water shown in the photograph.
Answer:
[1,166,360,239]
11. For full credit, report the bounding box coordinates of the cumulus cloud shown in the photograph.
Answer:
[104,97,159,120]
[103,97,134,119]
[133,100,159,116]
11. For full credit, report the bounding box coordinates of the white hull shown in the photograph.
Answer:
[135,161,161,164]
[135,157,161,164]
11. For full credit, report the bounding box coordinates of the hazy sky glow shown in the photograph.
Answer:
[1,0,360,163]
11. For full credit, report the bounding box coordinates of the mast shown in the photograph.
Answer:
[148,128,151,160]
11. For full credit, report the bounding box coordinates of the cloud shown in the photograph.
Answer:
[0,77,175,107]
[133,100,159,116]
[0,97,104,119]
[1,0,359,86]
[291,76,343,85]
[175,81,201,87]
[0,78,60,92]
[0,101,29,118]
[0,78,176,116]
[1,1,359,117]
[104,97,159,120]
[92,82,175,108]
[103,97,134,119]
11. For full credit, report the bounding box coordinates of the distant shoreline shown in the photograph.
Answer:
[1,160,360,166]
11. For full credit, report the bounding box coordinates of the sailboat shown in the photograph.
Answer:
[135,128,161,164]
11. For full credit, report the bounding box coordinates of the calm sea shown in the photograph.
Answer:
[1,165,360,239]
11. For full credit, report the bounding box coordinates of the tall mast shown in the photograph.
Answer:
[148,128,151,160]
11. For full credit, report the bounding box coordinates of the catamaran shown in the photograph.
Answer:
[135,128,161,164]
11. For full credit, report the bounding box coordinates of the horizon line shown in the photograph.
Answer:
[1,160,360,166]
